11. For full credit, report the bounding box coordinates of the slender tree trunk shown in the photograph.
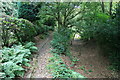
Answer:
[101,0,105,13]
[57,3,61,32]
[109,0,112,16]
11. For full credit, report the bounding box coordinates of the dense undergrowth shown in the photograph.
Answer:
[50,29,72,55]
[79,3,120,71]
[48,29,85,78]
[1,2,120,79]
[47,51,85,78]
[0,42,38,79]
[48,2,120,78]
[0,16,37,46]
[0,2,54,79]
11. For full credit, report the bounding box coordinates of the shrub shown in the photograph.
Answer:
[93,3,120,71]
[80,3,120,71]
[24,42,38,52]
[0,15,37,46]
[18,2,39,22]
[50,28,72,55]
[47,53,85,78]
[1,61,24,78]
[0,42,38,78]
[34,20,54,35]
[0,2,18,17]
[106,3,120,71]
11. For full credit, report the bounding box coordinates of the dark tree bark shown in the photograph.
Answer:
[101,0,105,13]
[109,0,113,16]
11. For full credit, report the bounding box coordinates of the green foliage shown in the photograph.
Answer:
[0,45,32,65]
[88,69,93,72]
[34,21,52,35]
[79,2,120,71]
[32,3,55,35]
[2,61,24,78]
[0,2,18,17]
[37,9,55,27]
[24,42,38,52]
[43,17,55,27]
[38,2,83,32]
[0,42,37,78]
[51,28,72,55]
[0,16,37,46]
[72,57,79,63]
[0,72,6,78]
[47,53,85,78]
[78,65,85,70]
[93,3,120,71]
[18,2,39,22]
[96,13,110,22]
[80,11,110,40]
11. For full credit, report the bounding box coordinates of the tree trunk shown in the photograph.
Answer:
[101,0,105,13]
[109,0,112,16]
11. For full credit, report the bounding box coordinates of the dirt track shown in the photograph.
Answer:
[24,33,53,78]
[25,34,119,78]
[62,39,119,78]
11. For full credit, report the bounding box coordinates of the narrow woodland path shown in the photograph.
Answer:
[61,39,120,78]
[25,33,119,78]
[24,33,53,78]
